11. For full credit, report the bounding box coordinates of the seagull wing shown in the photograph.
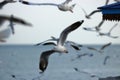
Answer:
[100,42,112,50]
[43,42,56,46]
[87,9,101,18]
[109,23,118,33]
[0,15,32,26]
[105,0,109,5]
[57,20,84,46]
[87,47,98,51]
[20,0,58,6]
[97,20,105,28]
[62,0,72,4]
[39,50,55,72]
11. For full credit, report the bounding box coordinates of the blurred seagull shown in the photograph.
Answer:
[81,8,101,19]
[103,55,110,65]
[39,20,84,72]
[0,14,32,27]
[71,53,93,61]
[19,0,76,13]
[98,23,119,38]
[83,20,105,32]
[87,42,112,53]
[74,67,100,78]
[0,0,16,9]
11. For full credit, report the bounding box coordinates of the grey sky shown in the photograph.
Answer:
[0,0,120,44]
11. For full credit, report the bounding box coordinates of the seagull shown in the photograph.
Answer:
[103,55,110,65]
[71,53,93,61]
[39,20,84,72]
[87,42,112,53]
[81,8,101,19]
[0,26,11,42]
[0,14,32,27]
[0,0,16,9]
[83,20,105,32]
[19,0,76,13]
[74,67,100,78]
[98,23,119,38]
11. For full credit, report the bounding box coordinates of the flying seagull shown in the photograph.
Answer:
[81,8,101,19]
[98,23,119,38]
[19,0,76,13]
[71,53,93,61]
[74,67,100,78]
[0,14,32,27]
[103,55,110,65]
[39,20,84,72]
[87,42,112,53]
[83,20,105,32]
[0,0,16,9]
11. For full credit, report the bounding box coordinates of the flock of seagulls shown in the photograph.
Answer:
[0,0,119,76]
[81,0,120,39]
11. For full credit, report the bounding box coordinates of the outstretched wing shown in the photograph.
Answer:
[39,50,55,72]
[100,42,112,50]
[97,20,105,28]
[0,15,32,26]
[58,20,84,46]
[87,9,101,18]
[109,23,118,33]
[19,0,58,6]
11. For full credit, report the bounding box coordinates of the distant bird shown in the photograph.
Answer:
[81,8,101,19]
[103,55,110,65]
[19,0,76,13]
[74,67,99,78]
[0,26,11,42]
[71,53,93,61]
[98,23,119,38]
[39,20,84,72]
[0,14,32,27]
[87,42,112,53]
[0,0,16,9]
[83,20,105,32]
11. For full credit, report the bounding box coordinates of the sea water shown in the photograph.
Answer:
[0,44,120,80]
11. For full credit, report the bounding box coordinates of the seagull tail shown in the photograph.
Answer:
[70,4,76,13]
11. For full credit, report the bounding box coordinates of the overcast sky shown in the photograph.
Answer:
[0,0,120,45]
